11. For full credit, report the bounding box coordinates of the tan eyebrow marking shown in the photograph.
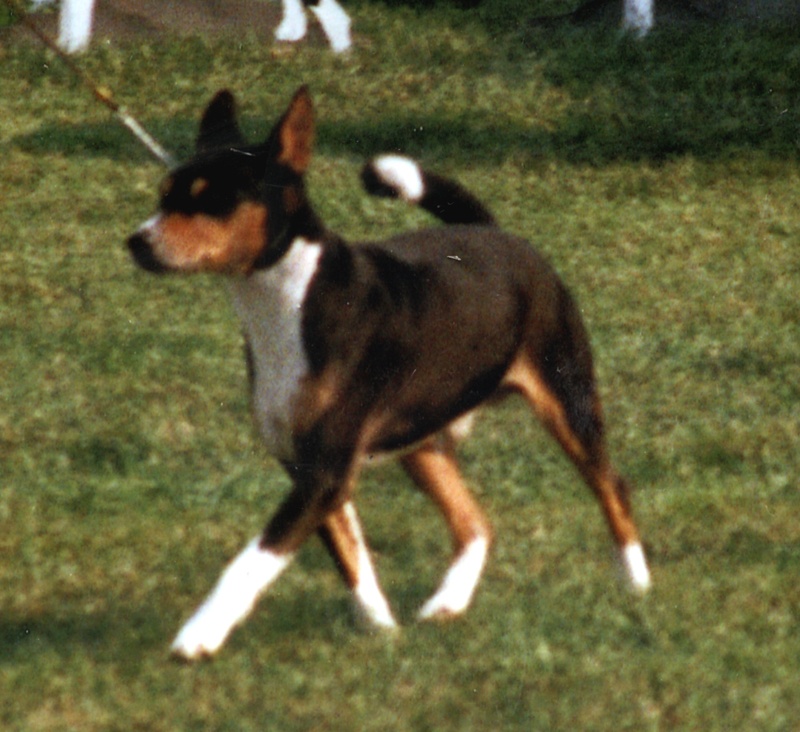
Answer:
[191,178,209,198]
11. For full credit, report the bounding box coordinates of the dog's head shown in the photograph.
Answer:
[127,86,315,275]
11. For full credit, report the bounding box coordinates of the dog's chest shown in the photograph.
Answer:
[228,239,322,461]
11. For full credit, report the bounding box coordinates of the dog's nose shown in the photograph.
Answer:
[127,233,168,274]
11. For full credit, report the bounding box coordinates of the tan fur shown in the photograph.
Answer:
[155,203,268,274]
[402,441,492,553]
[278,89,315,174]
[503,354,641,548]
[502,355,589,463]
[318,505,364,588]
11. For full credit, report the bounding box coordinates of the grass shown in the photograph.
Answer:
[2,2,800,729]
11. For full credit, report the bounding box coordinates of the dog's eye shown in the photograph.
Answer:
[183,178,237,217]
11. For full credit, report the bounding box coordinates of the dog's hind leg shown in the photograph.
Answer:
[503,352,651,593]
[318,502,398,630]
[401,437,493,621]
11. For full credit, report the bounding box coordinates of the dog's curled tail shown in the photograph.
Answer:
[361,155,496,226]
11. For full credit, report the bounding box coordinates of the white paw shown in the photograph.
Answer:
[418,593,466,621]
[355,600,399,632]
[417,537,489,621]
[348,514,398,629]
[171,612,230,660]
[621,542,651,594]
[170,539,292,660]
[275,17,307,43]
[355,580,398,630]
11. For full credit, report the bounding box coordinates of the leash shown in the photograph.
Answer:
[3,0,175,167]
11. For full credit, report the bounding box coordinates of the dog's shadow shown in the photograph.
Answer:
[0,617,104,662]
[0,609,167,663]
[0,588,396,662]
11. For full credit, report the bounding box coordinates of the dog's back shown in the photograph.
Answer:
[353,157,598,456]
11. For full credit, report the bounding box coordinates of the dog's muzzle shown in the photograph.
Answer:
[127,233,168,274]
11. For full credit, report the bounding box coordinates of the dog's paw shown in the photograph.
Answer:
[621,542,651,594]
[417,537,489,622]
[354,598,399,633]
[352,571,399,631]
[310,0,352,53]
[355,610,400,635]
[170,616,229,661]
[417,596,465,622]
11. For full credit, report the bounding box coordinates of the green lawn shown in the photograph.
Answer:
[2,2,799,730]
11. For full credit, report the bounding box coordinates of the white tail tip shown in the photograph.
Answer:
[370,155,425,203]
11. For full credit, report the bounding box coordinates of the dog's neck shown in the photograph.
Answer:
[229,236,323,326]
[228,237,324,460]
[253,190,327,271]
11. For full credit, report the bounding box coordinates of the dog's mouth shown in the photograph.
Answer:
[127,234,169,274]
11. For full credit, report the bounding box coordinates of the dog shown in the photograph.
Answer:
[127,87,651,660]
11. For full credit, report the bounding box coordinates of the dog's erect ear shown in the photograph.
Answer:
[197,90,244,153]
[268,86,314,174]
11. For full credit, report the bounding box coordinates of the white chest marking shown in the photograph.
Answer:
[228,238,322,462]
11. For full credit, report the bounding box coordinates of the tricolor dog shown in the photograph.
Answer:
[127,87,651,660]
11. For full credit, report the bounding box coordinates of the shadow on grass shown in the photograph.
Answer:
[7,18,800,167]
[12,98,798,171]
[0,618,105,660]
[0,608,167,663]
[0,591,365,667]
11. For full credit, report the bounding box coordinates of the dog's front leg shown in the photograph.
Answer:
[171,447,358,659]
[171,535,294,660]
